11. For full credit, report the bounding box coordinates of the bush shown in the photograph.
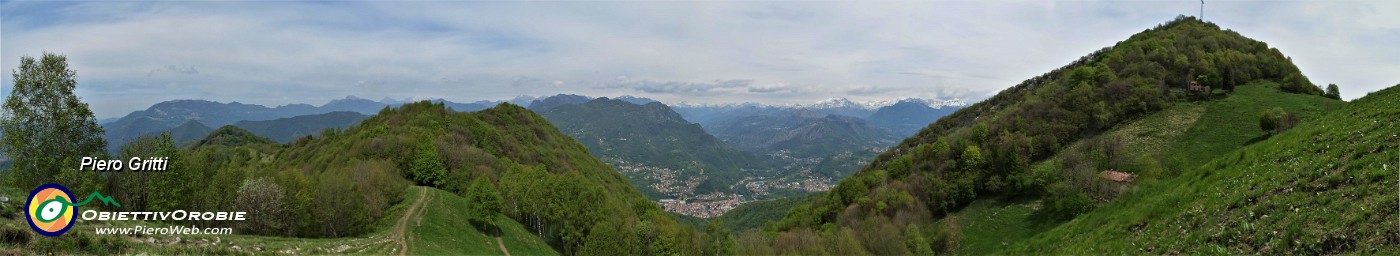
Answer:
[1,225,31,246]
[1038,183,1095,221]
[0,201,18,219]
[1134,155,1164,181]
[29,232,127,255]
[1259,107,1296,135]
[931,215,962,252]
[1259,107,1283,134]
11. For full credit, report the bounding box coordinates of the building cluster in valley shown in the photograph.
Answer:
[739,176,834,196]
[611,159,704,199]
[660,176,835,218]
[657,193,745,218]
[607,157,838,218]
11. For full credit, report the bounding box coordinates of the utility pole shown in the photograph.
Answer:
[1200,0,1205,20]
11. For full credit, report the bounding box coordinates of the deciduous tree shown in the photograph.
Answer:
[1325,83,1341,100]
[703,219,737,255]
[465,177,503,232]
[1,53,106,190]
[410,140,446,186]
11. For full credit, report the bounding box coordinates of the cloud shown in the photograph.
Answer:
[1,1,1396,118]
[146,65,198,77]
[597,79,752,94]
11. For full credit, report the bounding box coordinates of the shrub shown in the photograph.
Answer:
[1038,183,1095,221]
[1,225,30,246]
[1259,107,1296,135]
[1134,155,1164,181]
[235,177,285,235]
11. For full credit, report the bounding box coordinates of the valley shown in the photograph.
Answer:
[74,93,957,219]
[531,95,958,217]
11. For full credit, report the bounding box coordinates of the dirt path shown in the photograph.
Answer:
[496,237,511,256]
[393,186,429,256]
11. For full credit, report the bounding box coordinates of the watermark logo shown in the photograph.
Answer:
[26,184,76,237]
[24,183,120,237]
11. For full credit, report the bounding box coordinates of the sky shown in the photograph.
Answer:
[2,1,1397,119]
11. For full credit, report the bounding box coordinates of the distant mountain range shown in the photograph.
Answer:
[708,110,896,157]
[705,110,897,179]
[673,97,965,135]
[233,111,369,143]
[99,96,485,153]
[867,99,963,137]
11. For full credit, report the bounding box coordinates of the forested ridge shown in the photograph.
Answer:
[753,16,1337,254]
[191,101,708,254]
[4,96,717,254]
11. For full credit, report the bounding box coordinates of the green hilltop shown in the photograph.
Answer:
[918,80,1340,255]
[751,16,1347,254]
[3,101,706,255]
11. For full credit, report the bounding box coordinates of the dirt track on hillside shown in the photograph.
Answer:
[393,187,428,256]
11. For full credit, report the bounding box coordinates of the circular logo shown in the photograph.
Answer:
[25,184,76,237]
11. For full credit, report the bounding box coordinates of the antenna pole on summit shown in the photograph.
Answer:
[1200,0,1205,20]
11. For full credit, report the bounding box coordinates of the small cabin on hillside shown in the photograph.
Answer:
[1187,80,1209,95]
[1098,170,1136,183]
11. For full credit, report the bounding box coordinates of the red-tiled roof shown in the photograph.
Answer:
[1098,170,1136,182]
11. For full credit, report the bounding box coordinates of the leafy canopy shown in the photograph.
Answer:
[1,52,106,190]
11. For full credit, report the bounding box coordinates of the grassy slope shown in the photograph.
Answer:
[1060,80,1339,178]
[1163,81,1343,172]
[408,187,556,255]
[934,197,1052,255]
[0,186,556,255]
[1009,84,1400,254]
[940,81,1340,254]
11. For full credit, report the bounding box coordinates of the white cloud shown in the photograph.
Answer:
[1,1,1396,118]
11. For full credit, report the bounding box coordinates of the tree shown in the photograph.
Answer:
[888,155,914,179]
[313,173,369,237]
[235,177,285,235]
[905,224,934,255]
[703,219,737,256]
[580,218,641,255]
[1279,73,1320,95]
[144,132,186,212]
[1038,183,1094,221]
[960,145,984,173]
[410,140,446,186]
[465,177,503,233]
[1325,83,1341,100]
[115,133,165,211]
[1,52,107,189]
